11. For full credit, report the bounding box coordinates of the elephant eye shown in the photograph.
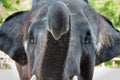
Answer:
[84,31,91,44]
[29,32,35,44]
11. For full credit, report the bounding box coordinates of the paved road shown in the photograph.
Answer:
[93,67,120,80]
[0,62,20,80]
[0,66,120,80]
[0,69,20,80]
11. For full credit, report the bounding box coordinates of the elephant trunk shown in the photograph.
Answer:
[47,1,71,40]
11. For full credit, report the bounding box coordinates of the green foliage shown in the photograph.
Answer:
[2,0,20,11]
[116,61,120,66]
[89,0,120,30]
[2,0,15,9]
[16,0,20,4]
[0,0,31,25]
[105,61,112,67]
[0,16,3,23]
[104,61,120,68]
[2,63,11,69]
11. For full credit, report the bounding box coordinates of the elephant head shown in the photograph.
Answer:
[23,0,120,80]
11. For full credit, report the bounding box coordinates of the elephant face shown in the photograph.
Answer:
[23,0,120,80]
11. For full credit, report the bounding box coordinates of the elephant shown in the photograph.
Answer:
[0,0,120,80]
[22,0,120,80]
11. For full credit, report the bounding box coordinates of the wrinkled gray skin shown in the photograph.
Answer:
[16,63,30,80]
[47,1,70,40]
[0,11,28,65]
[95,14,120,65]
[23,0,120,80]
[0,11,30,80]
[0,0,120,80]
[32,0,88,8]
[31,0,120,65]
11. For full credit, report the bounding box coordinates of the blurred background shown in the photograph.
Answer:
[0,0,120,80]
[90,0,120,30]
[0,0,32,25]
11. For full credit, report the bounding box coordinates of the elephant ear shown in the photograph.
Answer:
[95,14,120,65]
[0,11,28,65]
